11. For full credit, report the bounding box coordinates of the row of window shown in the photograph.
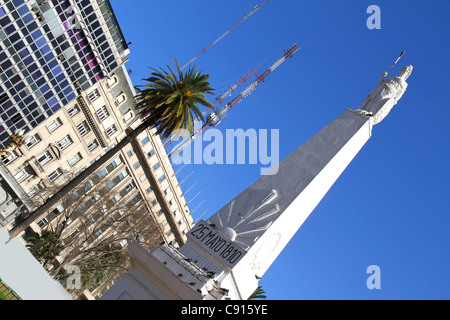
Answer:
[89,87,126,109]
[15,147,82,187]
[0,0,84,135]
[78,0,120,73]
[34,153,134,232]
[0,0,125,148]
[24,106,114,153]
[124,142,179,232]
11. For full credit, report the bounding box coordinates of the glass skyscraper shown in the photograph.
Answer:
[0,0,129,148]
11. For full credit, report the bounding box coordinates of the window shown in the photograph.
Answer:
[111,156,123,168]
[37,217,49,229]
[141,136,150,145]
[98,168,108,179]
[2,150,18,165]
[123,111,133,122]
[158,175,166,183]
[87,139,99,151]
[11,113,22,125]
[113,193,122,203]
[93,230,102,239]
[14,167,31,183]
[97,156,122,179]
[58,135,73,150]
[46,117,62,132]
[88,89,100,102]
[48,168,62,181]
[67,104,80,117]
[83,181,94,192]
[133,162,140,169]
[129,194,142,206]
[0,93,8,104]
[147,150,155,157]
[107,76,117,87]
[178,218,184,226]
[127,150,133,157]
[51,205,64,218]
[146,187,153,194]
[26,133,41,149]
[105,170,129,191]
[106,124,117,136]
[79,241,88,251]
[76,121,90,136]
[69,230,80,239]
[104,181,114,191]
[119,239,127,247]
[153,162,160,171]
[115,94,125,105]
[125,183,134,192]
[68,152,82,166]
[37,151,53,166]
[96,106,109,121]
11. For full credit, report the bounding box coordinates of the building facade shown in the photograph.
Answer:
[0,0,195,299]
[0,0,130,148]
[0,0,131,225]
[2,66,195,298]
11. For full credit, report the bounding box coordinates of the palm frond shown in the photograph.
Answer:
[135,58,214,140]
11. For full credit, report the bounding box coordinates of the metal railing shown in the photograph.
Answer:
[0,279,21,300]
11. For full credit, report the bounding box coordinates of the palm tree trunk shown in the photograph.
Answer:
[8,118,153,240]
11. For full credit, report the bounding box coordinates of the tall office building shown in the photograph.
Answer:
[0,0,130,148]
[0,0,131,227]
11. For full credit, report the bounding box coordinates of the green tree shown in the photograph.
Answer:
[26,228,63,268]
[248,285,267,300]
[135,58,214,140]
[22,172,163,297]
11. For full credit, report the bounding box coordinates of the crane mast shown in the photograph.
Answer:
[168,43,301,159]
[202,66,259,116]
[217,43,300,117]
[180,0,271,70]
[164,67,258,148]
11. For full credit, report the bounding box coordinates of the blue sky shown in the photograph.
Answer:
[110,0,450,299]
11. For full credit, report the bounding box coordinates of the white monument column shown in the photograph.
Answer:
[101,65,413,300]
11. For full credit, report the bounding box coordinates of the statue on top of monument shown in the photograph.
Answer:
[356,64,413,125]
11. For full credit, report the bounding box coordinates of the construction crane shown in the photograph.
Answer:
[168,43,301,159]
[180,0,271,70]
[202,66,259,116]
[164,66,259,148]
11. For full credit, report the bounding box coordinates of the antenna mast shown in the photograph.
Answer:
[169,43,301,159]
[180,0,270,70]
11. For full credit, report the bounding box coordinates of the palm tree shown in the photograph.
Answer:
[248,285,267,300]
[9,59,214,240]
[135,58,214,140]
[26,229,63,268]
